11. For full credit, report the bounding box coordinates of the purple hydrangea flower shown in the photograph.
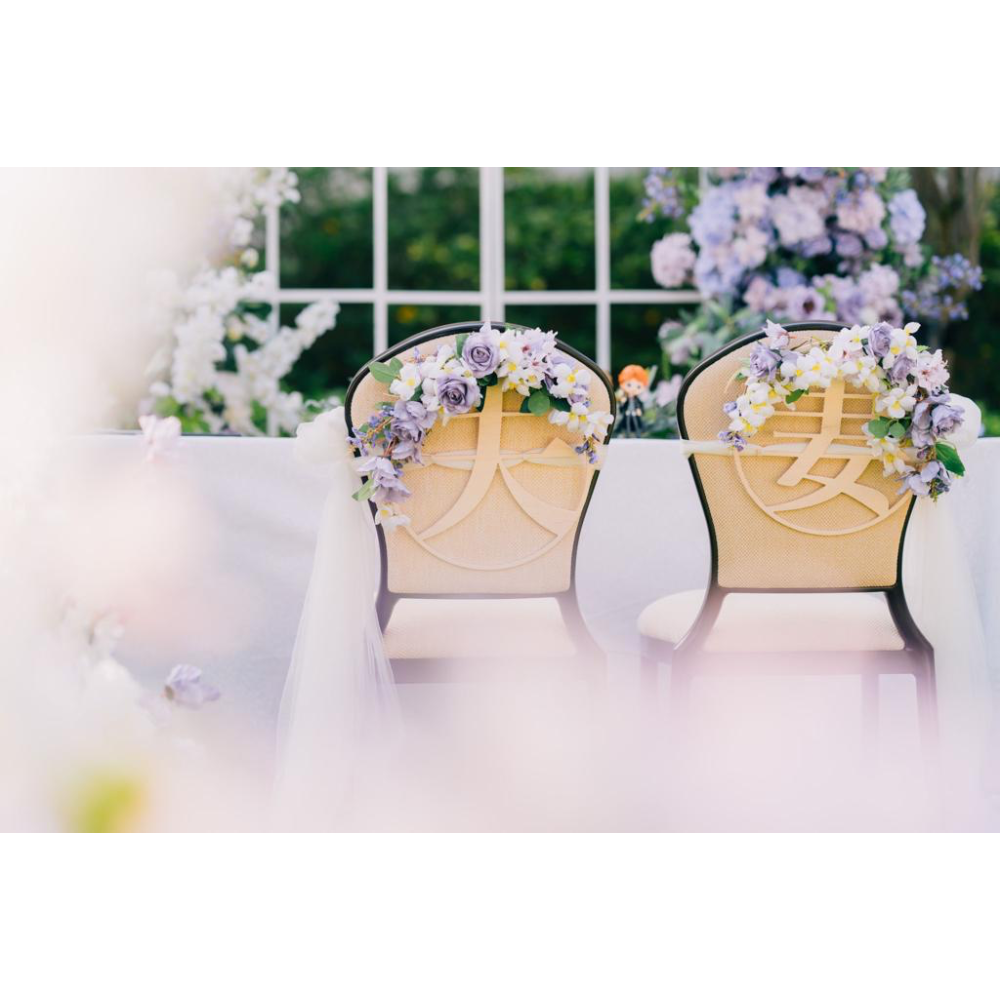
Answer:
[461,330,500,377]
[436,374,481,414]
[888,189,926,249]
[836,233,864,258]
[164,664,220,708]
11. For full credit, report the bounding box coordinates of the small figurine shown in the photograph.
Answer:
[615,364,650,438]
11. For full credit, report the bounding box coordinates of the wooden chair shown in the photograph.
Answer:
[638,322,936,752]
[345,321,615,683]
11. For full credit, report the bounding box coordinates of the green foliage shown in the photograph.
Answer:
[935,440,966,476]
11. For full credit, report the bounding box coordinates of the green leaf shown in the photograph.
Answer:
[734,371,748,381]
[519,397,532,413]
[935,440,966,476]
[888,421,907,439]
[550,396,571,412]
[785,388,807,404]
[352,478,377,502]
[153,395,181,418]
[866,417,892,438]
[526,390,551,416]
[455,333,469,360]
[369,361,398,384]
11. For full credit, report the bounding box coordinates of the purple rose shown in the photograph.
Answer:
[748,342,780,381]
[389,401,434,460]
[436,374,481,414]
[866,322,893,358]
[910,398,936,448]
[461,331,500,377]
[889,355,916,383]
[930,400,964,437]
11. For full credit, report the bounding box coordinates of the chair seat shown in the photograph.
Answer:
[383,597,579,660]
[638,589,906,653]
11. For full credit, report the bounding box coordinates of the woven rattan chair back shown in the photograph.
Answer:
[345,322,614,599]
[679,323,914,592]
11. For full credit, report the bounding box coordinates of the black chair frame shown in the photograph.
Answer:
[345,321,616,683]
[640,322,936,753]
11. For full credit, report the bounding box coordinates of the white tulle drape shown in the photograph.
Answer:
[901,395,992,776]
[274,408,397,824]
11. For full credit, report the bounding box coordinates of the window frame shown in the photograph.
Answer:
[262,167,701,371]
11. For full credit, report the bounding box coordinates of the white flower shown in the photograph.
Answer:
[374,505,411,530]
[867,434,914,477]
[734,382,776,428]
[549,362,593,399]
[138,414,181,461]
[840,351,884,392]
[389,363,422,400]
[913,348,949,392]
[548,401,589,432]
[229,217,254,248]
[584,410,614,440]
[881,323,920,370]
[874,384,918,420]
[779,346,835,392]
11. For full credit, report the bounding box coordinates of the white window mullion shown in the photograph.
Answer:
[373,166,389,353]
[595,166,611,371]
[264,198,281,337]
[480,167,505,323]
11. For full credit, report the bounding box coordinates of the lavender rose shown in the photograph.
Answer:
[930,399,964,437]
[866,321,893,358]
[889,355,916,383]
[910,398,936,448]
[436,374,481,414]
[748,342,781,381]
[461,331,499,377]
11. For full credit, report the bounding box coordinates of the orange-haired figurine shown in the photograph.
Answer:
[616,364,650,437]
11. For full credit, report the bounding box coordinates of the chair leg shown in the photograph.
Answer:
[914,656,939,763]
[669,655,692,722]
[640,641,660,696]
[861,671,880,765]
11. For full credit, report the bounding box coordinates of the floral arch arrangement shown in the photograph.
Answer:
[349,324,613,527]
[721,320,966,499]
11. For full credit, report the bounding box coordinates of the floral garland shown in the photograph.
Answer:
[349,323,613,528]
[721,320,966,500]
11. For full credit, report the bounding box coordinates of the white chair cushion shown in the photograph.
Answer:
[383,597,578,660]
[637,589,905,652]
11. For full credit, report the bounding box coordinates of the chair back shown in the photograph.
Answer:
[678,322,913,591]
[345,322,614,596]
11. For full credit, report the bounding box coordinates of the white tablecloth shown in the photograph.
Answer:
[78,435,1000,732]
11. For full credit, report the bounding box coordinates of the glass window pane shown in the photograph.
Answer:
[281,302,373,400]
[505,168,595,291]
[388,169,480,291]
[389,304,478,344]
[610,303,687,379]
[281,168,373,289]
[504,305,596,362]
[611,167,698,290]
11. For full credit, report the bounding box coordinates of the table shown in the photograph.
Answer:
[76,435,1000,733]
